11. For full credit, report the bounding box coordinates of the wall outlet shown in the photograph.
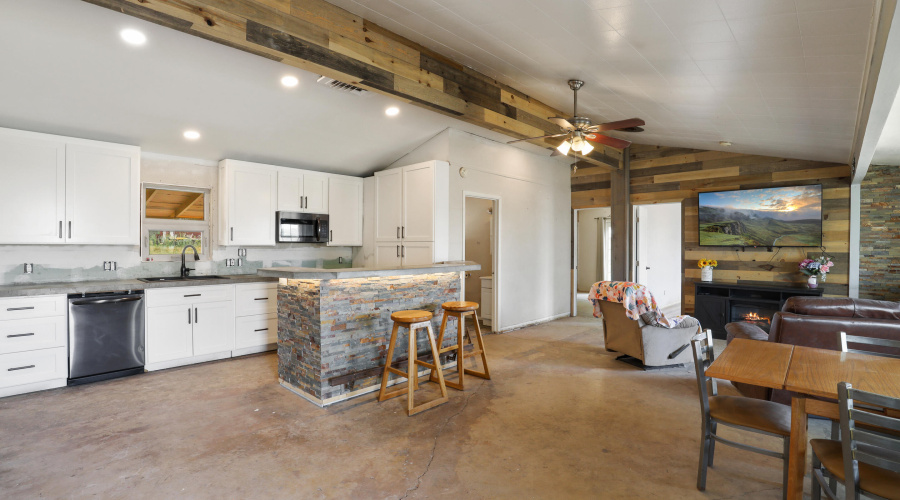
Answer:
[103,261,110,271]
[24,263,33,274]
[225,258,236,267]
[237,258,243,267]
[238,248,247,257]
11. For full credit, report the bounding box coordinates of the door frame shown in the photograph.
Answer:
[462,192,500,331]
[571,207,612,316]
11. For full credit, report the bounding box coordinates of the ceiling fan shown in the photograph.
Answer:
[507,80,645,156]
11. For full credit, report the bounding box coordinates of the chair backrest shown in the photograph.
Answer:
[839,331,900,359]
[838,382,900,499]
[690,329,717,417]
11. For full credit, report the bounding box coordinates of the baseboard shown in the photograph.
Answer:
[232,344,276,357]
[497,311,570,333]
[0,378,67,398]
[145,351,232,372]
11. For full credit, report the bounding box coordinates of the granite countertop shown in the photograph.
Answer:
[257,261,481,279]
[0,274,278,298]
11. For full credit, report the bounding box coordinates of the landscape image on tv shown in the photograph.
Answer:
[698,185,823,247]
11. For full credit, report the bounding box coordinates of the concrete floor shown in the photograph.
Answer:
[0,299,827,499]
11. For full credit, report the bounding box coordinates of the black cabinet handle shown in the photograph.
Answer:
[254,297,268,301]
[7,306,35,311]
[254,328,269,332]
[7,333,35,338]
[9,365,35,371]
[188,308,192,325]
[184,294,201,297]
[194,307,198,323]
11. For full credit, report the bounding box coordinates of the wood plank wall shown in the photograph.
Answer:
[573,144,852,313]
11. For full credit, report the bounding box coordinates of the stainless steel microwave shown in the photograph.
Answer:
[276,211,329,243]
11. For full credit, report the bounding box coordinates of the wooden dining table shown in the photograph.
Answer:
[705,338,900,499]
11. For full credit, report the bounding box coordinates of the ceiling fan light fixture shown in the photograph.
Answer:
[556,140,571,156]
[570,134,585,152]
[580,141,594,155]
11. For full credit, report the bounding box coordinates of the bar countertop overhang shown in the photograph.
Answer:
[257,261,481,279]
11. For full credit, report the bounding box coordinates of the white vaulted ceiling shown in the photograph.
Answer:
[328,0,879,163]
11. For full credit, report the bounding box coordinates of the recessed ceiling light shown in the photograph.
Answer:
[719,141,732,147]
[120,29,147,46]
[385,106,400,117]
[183,130,201,140]
[281,75,299,87]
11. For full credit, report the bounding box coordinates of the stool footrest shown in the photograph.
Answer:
[386,367,406,377]
[463,368,490,379]
[414,360,438,370]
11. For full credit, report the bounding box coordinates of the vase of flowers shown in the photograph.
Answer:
[799,256,833,289]
[698,259,718,282]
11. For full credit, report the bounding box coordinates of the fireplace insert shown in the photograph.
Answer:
[730,303,779,333]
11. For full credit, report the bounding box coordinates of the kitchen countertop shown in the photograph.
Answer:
[257,261,481,279]
[0,274,278,298]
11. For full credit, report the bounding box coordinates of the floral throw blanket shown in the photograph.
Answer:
[588,281,689,329]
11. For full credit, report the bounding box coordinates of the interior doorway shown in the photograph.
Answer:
[572,207,612,317]
[633,203,683,314]
[463,195,499,332]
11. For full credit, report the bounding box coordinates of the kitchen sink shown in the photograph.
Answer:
[137,275,231,283]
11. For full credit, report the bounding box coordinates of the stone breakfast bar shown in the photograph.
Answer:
[257,262,481,407]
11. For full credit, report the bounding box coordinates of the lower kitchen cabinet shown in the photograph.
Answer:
[145,285,235,370]
[233,282,278,356]
[0,347,68,397]
[0,294,68,398]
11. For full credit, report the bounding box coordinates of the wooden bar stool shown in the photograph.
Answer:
[430,301,491,390]
[377,310,448,416]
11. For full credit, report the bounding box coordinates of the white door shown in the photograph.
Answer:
[401,241,434,266]
[328,177,362,246]
[402,164,434,241]
[302,173,329,213]
[375,169,402,241]
[146,304,194,364]
[0,134,66,244]
[228,164,277,245]
[277,168,304,212]
[375,242,403,267]
[65,144,140,245]
[192,301,235,356]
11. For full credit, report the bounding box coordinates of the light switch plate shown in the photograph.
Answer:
[24,263,33,274]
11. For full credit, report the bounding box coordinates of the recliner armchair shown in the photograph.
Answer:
[598,300,700,368]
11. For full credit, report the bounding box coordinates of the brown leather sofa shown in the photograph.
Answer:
[725,296,900,405]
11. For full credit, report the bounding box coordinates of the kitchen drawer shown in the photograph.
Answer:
[146,285,234,308]
[0,346,67,389]
[235,283,277,317]
[0,295,66,321]
[0,315,67,354]
[235,313,277,349]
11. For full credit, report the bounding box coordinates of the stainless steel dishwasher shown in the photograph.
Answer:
[68,290,145,385]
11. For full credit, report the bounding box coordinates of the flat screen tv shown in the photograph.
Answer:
[698,185,823,247]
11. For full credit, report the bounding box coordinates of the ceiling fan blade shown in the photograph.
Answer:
[619,126,644,133]
[507,132,569,144]
[593,118,646,132]
[584,132,632,149]
[549,117,575,131]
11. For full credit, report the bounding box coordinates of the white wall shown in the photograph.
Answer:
[576,207,610,292]
[635,203,682,308]
[366,128,572,331]
[0,154,353,285]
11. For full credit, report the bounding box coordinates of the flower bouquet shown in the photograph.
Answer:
[799,256,833,289]
[698,258,718,282]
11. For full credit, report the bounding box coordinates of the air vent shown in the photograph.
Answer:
[316,76,368,95]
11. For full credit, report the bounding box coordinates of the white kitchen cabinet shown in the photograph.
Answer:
[65,143,140,245]
[375,168,402,241]
[277,168,329,214]
[327,175,363,246]
[0,294,68,398]
[375,242,403,267]
[0,127,140,245]
[145,285,235,370]
[192,301,235,356]
[373,161,449,264]
[480,276,493,328]
[219,159,278,246]
[233,282,278,356]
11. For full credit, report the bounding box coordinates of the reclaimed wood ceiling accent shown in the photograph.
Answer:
[572,143,852,310]
[83,0,621,168]
[145,189,205,220]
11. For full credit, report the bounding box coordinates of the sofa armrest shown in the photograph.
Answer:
[725,322,768,343]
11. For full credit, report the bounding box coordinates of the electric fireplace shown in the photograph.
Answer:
[731,303,779,333]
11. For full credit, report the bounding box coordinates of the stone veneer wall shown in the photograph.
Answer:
[859,164,900,301]
[278,272,461,403]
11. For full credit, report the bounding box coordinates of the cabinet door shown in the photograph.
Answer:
[401,241,434,266]
[192,301,235,356]
[303,173,329,213]
[328,176,363,246]
[694,295,727,340]
[227,163,277,245]
[375,242,403,267]
[277,168,303,212]
[146,304,194,364]
[65,144,140,245]
[375,169,402,241]
[0,134,66,244]
[402,164,434,241]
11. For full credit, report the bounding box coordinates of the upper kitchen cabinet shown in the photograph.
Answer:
[0,127,139,245]
[327,175,363,247]
[374,168,402,241]
[219,160,278,246]
[277,168,329,214]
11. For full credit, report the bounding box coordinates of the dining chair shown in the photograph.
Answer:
[690,330,792,499]
[810,382,900,500]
